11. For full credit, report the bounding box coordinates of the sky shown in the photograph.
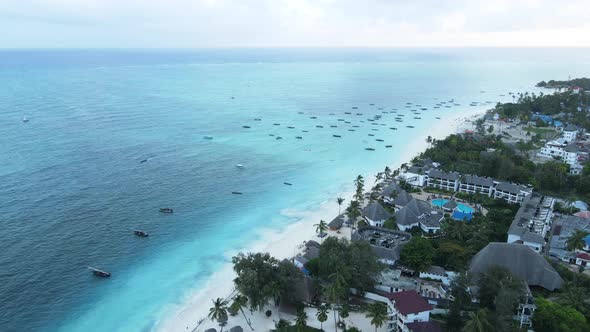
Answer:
[1,0,590,48]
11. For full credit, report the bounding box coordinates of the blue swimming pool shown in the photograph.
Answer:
[431,199,474,220]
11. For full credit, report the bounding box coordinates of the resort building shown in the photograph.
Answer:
[419,266,456,286]
[381,182,413,211]
[362,201,392,227]
[399,166,430,187]
[328,214,345,230]
[457,175,495,197]
[494,182,533,204]
[395,199,444,234]
[469,242,563,291]
[384,291,433,332]
[426,169,460,192]
[507,195,554,252]
[548,215,590,262]
[563,124,578,142]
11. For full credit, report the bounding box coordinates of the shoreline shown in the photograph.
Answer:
[154,109,484,332]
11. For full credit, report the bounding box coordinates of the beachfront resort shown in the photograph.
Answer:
[195,79,590,332]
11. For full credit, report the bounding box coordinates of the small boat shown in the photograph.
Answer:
[352,125,359,128]
[283,182,293,186]
[330,125,337,128]
[236,164,245,168]
[390,127,397,130]
[333,134,341,138]
[371,128,378,131]
[140,159,148,163]
[356,113,363,115]
[133,229,149,237]
[159,208,174,213]
[310,116,317,119]
[406,125,415,128]
[369,103,375,106]
[352,106,358,109]
[22,115,29,123]
[203,136,214,140]
[414,117,421,119]
[254,118,261,121]
[365,147,375,151]
[302,130,309,133]
[377,107,383,110]
[88,267,111,278]
[316,125,323,128]
[273,123,281,126]
[344,112,351,114]
[242,125,251,129]
[232,191,243,195]
[295,136,303,139]
[435,117,441,119]
[287,126,295,129]
[269,134,275,136]
[385,145,392,148]
[348,129,355,131]
[298,111,304,114]
[376,139,384,142]
[276,136,283,140]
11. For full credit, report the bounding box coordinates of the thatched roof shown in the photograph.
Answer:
[328,215,345,229]
[469,242,563,291]
[362,201,392,222]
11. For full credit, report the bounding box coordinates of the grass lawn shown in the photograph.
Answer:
[524,126,556,135]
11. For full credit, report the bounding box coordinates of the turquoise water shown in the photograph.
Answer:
[1,49,589,332]
[431,198,474,213]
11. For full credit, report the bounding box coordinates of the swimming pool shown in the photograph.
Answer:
[431,199,475,214]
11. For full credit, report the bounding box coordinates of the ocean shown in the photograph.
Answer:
[0,48,589,332]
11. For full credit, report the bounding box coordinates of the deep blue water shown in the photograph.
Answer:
[0,48,589,332]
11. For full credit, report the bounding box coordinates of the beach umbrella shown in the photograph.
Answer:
[204,329,217,332]
[229,326,244,332]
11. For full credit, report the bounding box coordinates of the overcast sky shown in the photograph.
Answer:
[2,0,590,48]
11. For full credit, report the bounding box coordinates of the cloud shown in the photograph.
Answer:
[0,0,589,47]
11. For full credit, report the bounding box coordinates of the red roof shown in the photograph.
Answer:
[385,291,432,315]
[577,252,590,260]
[406,321,443,332]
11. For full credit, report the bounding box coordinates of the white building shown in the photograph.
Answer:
[362,201,392,227]
[563,124,578,142]
[494,182,533,204]
[537,138,582,174]
[426,169,460,192]
[419,266,457,286]
[507,195,554,253]
[399,166,430,187]
[458,175,496,197]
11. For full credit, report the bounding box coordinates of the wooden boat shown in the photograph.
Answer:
[232,191,243,195]
[295,136,303,139]
[242,125,251,128]
[283,182,293,186]
[133,229,149,237]
[365,148,375,151]
[236,164,245,168]
[276,136,283,140]
[406,125,415,128]
[385,145,392,148]
[159,208,173,213]
[287,126,295,129]
[203,136,214,140]
[333,134,341,138]
[88,267,111,278]
[254,118,261,121]
[352,106,358,109]
[375,139,384,142]
[389,127,397,130]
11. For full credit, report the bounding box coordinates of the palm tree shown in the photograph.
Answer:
[354,175,365,203]
[566,229,590,251]
[316,304,329,331]
[384,166,392,180]
[346,200,361,237]
[230,294,253,331]
[314,220,328,242]
[462,308,494,332]
[426,135,433,148]
[337,197,345,215]
[365,302,387,332]
[295,308,308,332]
[338,303,350,326]
[208,298,229,332]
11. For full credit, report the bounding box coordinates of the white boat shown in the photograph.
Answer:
[236,164,245,168]
[22,115,29,123]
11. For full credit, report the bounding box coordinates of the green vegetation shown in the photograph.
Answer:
[232,252,304,311]
[533,297,588,332]
[365,302,387,332]
[523,126,556,135]
[208,298,229,332]
[400,236,434,271]
[537,78,590,91]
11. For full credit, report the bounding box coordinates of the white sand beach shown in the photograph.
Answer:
[155,109,484,332]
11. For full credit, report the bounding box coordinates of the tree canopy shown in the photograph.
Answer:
[400,236,434,272]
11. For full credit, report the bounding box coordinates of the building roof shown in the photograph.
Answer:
[577,252,590,261]
[564,124,577,132]
[508,194,550,245]
[303,246,320,261]
[549,215,590,259]
[351,226,410,262]
[442,200,458,210]
[381,181,403,197]
[469,242,563,291]
[381,182,413,207]
[461,174,495,187]
[362,201,392,222]
[496,182,530,195]
[306,240,320,249]
[428,169,460,181]
[385,290,432,315]
[575,211,590,219]
[328,215,345,229]
[565,143,579,153]
[395,199,434,226]
[406,165,430,175]
[406,321,443,332]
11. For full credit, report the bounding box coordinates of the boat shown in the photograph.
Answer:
[302,130,309,133]
[348,129,355,131]
[232,191,243,195]
[333,134,341,138]
[389,127,397,130]
[371,128,378,131]
[140,159,148,163]
[254,118,261,121]
[368,134,375,137]
[203,136,214,140]
[297,111,304,114]
[236,164,245,168]
[369,103,375,106]
[406,125,415,128]
[295,136,303,139]
[269,134,275,136]
[242,125,251,128]
[283,182,293,186]
[330,125,337,128]
[365,148,375,151]
[385,145,392,148]
[133,229,149,237]
[435,117,441,119]
[287,126,295,129]
[22,115,29,123]
[414,117,421,119]
[88,267,111,278]
[344,112,351,114]
[276,136,283,140]
[337,119,344,122]
[356,113,363,115]
[316,125,323,128]
[273,123,281,126]
[352,125,359,128]
[159,208,174,213]
[376,139,384,142]
[310,116,317,119]
[352,106,358,109]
